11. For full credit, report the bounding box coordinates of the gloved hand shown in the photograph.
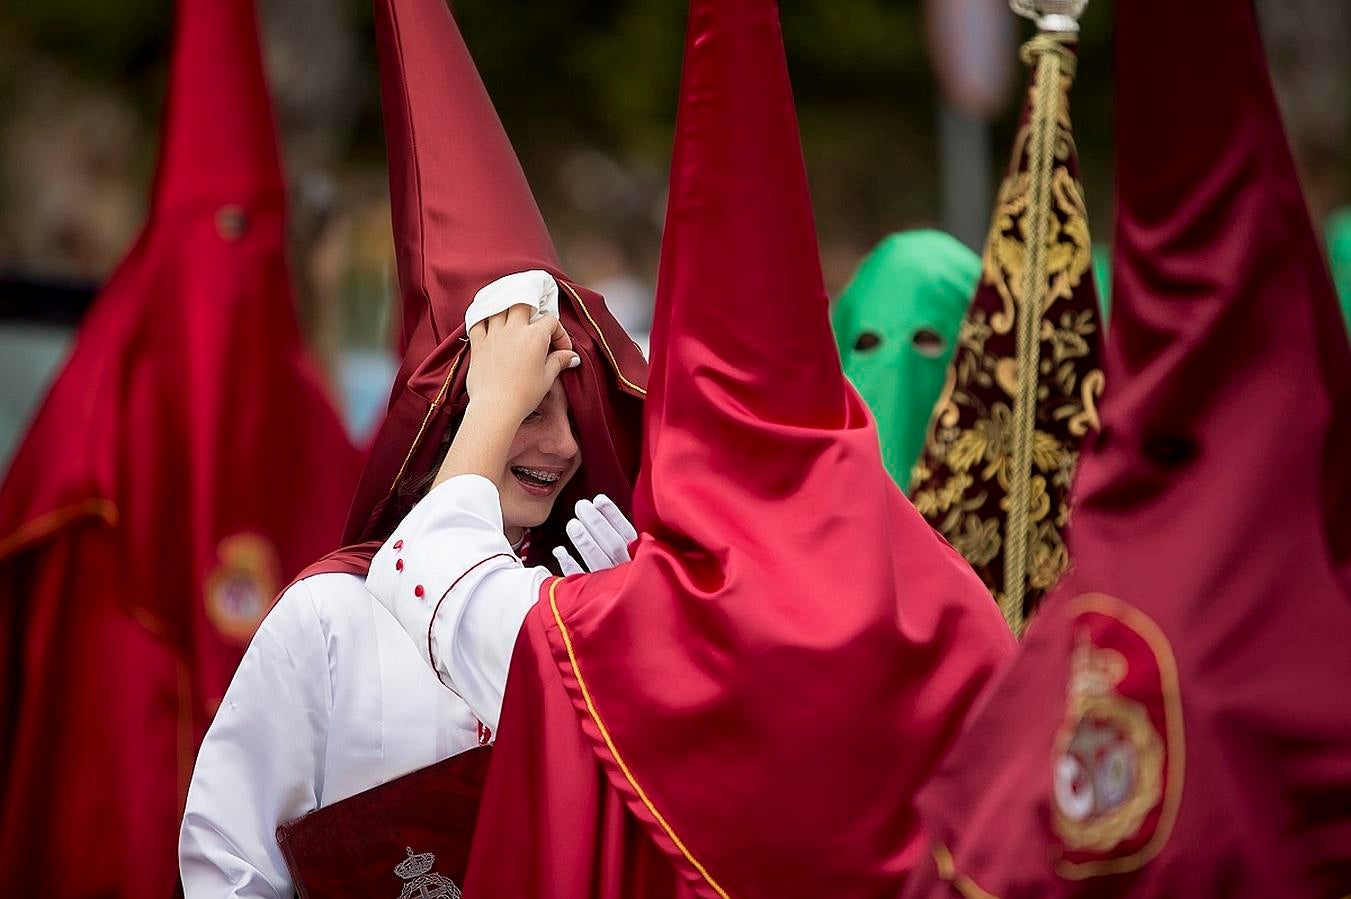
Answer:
[552,494,638,575]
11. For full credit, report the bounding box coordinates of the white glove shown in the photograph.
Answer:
[465,270,560,331]
[552,494,638,575]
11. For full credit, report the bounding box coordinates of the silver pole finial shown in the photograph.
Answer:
[1010,0,1087,33]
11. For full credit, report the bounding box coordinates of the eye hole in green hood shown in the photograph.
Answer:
[912,327,947,357]
[853,331,882,352]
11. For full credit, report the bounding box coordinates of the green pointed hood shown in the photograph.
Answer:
[833,230,979,485]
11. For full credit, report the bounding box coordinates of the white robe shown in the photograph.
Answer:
[179,476,546,898]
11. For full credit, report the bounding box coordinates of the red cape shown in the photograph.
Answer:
[465,2,1014,896]
[902,0,1351,895]
[0,0,363,893]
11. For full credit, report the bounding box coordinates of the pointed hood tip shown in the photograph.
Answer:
[1076,0,1351,565]
[1111,0,1350,419]
[651,0,841,425]
[374,0,563,346]
[156,0,285,210]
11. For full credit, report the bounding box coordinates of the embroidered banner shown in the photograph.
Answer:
[910,34,1105,631]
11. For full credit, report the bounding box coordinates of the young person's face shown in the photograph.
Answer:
[501,379,580,534]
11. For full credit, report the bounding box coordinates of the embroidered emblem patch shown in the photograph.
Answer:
[1051,594,1184,879]
[204,533,282,645]
[394,847,461,899]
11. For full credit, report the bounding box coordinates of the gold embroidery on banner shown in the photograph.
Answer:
[546,578,730,899]
[909,32,1102,632]
[1054,595,1186,880]
[1066,368,1104,437]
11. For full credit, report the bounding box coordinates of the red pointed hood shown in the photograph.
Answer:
[324,0,646,558]
[155,0,285,214]
[0,0,329,550]
[635,0,844,454]
[0,0,361,685]
[373,0,560,355]
[510,2,1013,896]
[903,1,1351,895]
[0,0,363,886]
[1096,7,1351,579]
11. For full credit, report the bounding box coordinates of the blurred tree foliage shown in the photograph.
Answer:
[7,0,1342,296]
[445,0,1120,273]
[0,0,1117,258]
[4,0,171,108]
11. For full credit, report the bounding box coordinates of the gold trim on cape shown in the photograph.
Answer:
[932,843,1001,899]
[0,498,119,562]
[559,280,647,396]
[547,577,729,899]
[388,349,466,499]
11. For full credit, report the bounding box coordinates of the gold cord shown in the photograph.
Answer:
[1003,33,1074,636]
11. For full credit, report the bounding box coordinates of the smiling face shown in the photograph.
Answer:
[500,379,580,541]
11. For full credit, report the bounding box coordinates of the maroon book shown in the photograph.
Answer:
[276,747,491,899]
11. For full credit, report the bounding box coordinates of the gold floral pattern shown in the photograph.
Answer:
[909,46,1105,625]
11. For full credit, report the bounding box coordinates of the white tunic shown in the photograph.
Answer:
[179,476,546,898]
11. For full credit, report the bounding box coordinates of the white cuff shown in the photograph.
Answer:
[464,270,560,332]
[365,475,548,729]
[427,563,546,732]
[366,475,517,670]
